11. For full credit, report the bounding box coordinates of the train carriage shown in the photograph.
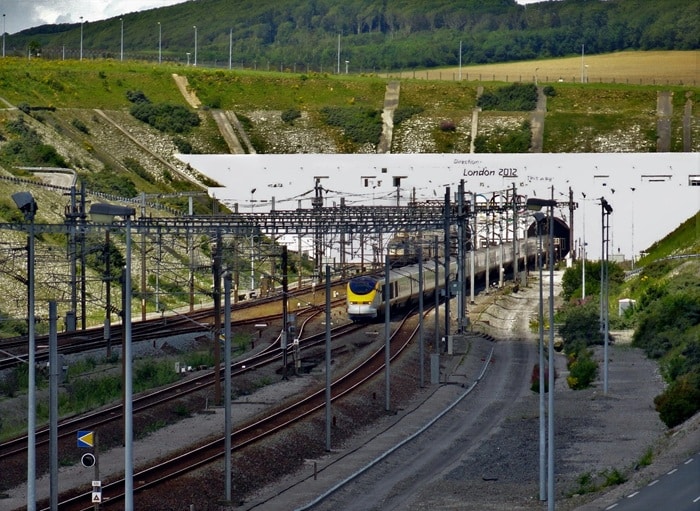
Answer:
[346,238,537,321]
[346,259,450,321]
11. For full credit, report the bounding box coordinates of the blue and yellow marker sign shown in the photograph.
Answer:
[77,430,94,448]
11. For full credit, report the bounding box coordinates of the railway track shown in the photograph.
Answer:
[0,282,346,371]
[48,309,419,510]
[0,298,347,463]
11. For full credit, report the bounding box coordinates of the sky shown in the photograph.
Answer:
[0,0,188,34]
[1,0,549,35]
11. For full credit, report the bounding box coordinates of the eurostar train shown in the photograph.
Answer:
[346,238,538,321]
[347,260,452,320]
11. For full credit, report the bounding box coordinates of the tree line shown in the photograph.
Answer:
[7,0,698,71]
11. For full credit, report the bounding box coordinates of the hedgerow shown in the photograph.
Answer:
[477,83,538,111]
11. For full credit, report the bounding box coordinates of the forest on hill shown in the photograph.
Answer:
[7,0,699,71]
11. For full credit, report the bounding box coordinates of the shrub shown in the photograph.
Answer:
[567,349,598,390]
[543,85,556,97]
[638,447,653,467]
[126,90,150,104]
[530,363,551,393]
[558,299,601,349]
[82,169,137,197]
[71,118,90,135]
[0,117,68,168]
[130,102,201,134]
[439,119,456,132]
[173,136,194,154]
[653,371,700,427]
[123,157,153,183]
[633,291,700,359]
[477,83,538,111]
[320,106,382,145]
[601,468,626,487]
[281,108,301,124]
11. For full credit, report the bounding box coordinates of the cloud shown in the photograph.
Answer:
[2,0,187,34]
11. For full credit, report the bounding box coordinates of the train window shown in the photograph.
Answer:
[349,276,377,295]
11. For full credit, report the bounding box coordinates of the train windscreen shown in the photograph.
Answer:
[349,276,377,295]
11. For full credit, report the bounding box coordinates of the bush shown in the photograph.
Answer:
[653,371,700,427]
[601,468,626,487]
[558,299,601,349]
[123,157,153,183]
[130,102,201,134]
[82,169,137,197]
[562,260,624,301]
[281,108,301,124]
[126,90,150,104]
[567,349,598,390]
[633,291,700,359]
[1,116,68,168]
[173,136,194,154]
[320,106,382,145]
[530,363,551,393]
[477,83,538,111]
[439,119,456,132]
[543,85,556,97]
[71,118,90,135]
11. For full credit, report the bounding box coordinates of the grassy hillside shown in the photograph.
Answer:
[1,51,696,158]
[558,212,700,426]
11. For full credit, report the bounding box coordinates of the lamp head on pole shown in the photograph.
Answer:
[89,203,135,224]
[526,197,556,211]
[12,191,38,221]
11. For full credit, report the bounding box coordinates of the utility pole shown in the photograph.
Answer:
[212,230,223,404]
[569,186,575,260]
[512,182,519,282]
[443,187,450,350]
[282,246,289,379]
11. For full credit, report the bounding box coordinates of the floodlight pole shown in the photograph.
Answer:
[193,25,197,66]
[534,212,546,501]
[223,271,233,503]
[27,206,37,511]
[443,187,450,347]
[49,300,58,509]
[384,253,391,411]
[418,246,425,387]
[124,214,134,510]
[12,191,37,511]
[600,197,613,394]
[324,265,332,451]
[547,199,555,511]
[526,195,557,509]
